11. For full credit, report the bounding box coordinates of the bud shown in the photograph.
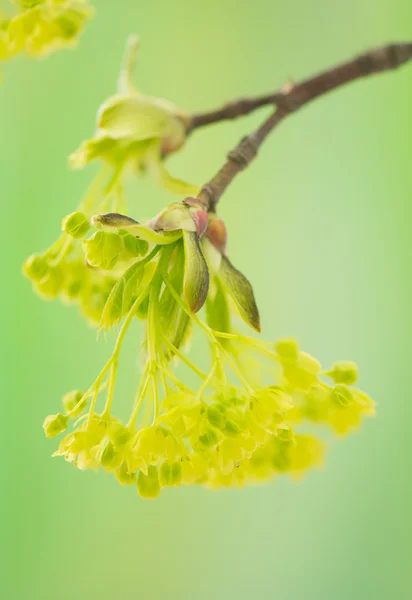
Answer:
[94,439,122,471]
[198,428,219,449]
[331,384,353,408]
[282,352,321,390]
[61,212,91,239]
[23,254,48,282]
[109,423,131,450]
[137,465,161,499]
[43,413,68,438]
[276,424,295,444]
[116,462,137,486]
[206,405,226,430]
[62,390,86,417]
[218,256,260,332]
[159,462,182,487]
[206,216,227,254]
[325,361,358,385]
[275,339,299,362]
[36,265,64,299]
[83,231,122,270]
[183,198,209,238]
[92,213,139,230]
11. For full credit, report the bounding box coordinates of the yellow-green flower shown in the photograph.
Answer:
[0,0,93,63]
[70,35,199,197]
[40,200,374,498]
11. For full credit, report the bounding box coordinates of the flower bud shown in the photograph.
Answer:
[116,462,137,486]
[61,212,91,239]
[62,390,86,417]
[94,438,122,471]
[83,231,122,270]
[109,423,131,450]
[159,462,182,487]
[331,384,353,408]
[23,254,48,282]
[206,405,226,430]
[275,339,299,362]
[137,465,161,499]
[198,428,219,449]
[43,413,68,438]
[36,265,64,299]
[325,361,358,385]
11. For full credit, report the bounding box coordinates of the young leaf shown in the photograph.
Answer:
[218,256,260,332]
[100,261,144,330]
[206,277,231,334]
[182,231,209,313]
[158,243,191,354]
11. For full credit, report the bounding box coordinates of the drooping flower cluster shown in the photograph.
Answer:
[36,200,374,498]
[0,0,93,64]
[23,34,375,498]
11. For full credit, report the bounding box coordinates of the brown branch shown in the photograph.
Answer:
[193,42,412,212]
[188,93,277,131]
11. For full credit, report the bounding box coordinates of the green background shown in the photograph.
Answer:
[2,1,411,598]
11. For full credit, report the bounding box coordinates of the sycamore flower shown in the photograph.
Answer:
[40,197,375,498]
[0,0,92,63]
[70,35,199,197]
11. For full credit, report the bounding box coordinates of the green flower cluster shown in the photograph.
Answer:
[38,205,374,497]
[45,331,373,497]
[23,34,375,499]
[0,0,92,61]
[23,212,117,325]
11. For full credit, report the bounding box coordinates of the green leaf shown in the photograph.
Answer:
[100,261,144,330]
[182,231,209,313]
[205,277,231,333]
[218,256,260,332]
[158,243,192,355]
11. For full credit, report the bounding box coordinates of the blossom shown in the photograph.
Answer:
[39,198,374,497]
[70,35,199,197]
[0,0,92,63]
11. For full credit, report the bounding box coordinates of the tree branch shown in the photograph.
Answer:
[193,42,412,212]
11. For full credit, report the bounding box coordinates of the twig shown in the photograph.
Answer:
[192,42,412,212]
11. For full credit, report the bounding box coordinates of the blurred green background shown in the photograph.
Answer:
[2,0,411,598]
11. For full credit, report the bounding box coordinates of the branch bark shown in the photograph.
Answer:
[193,42,412,212]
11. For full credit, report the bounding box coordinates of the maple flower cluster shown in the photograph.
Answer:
[24,37,375,498]
[0,0,93,64]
